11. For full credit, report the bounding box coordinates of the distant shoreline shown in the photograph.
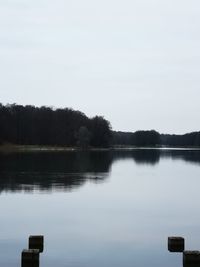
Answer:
[1,144,200,153]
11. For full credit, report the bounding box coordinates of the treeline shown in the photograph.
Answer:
[0,104,199,148]
[112,130,160,146]
[112,130,200,147]
[161,132,200,147]
[0,104,111,147]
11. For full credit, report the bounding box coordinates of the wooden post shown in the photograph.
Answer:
[21,249,40,267]
[29,236,44,253]
[168,236,184,252]
[183,251,200,267]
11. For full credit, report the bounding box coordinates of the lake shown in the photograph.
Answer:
[0,149,200,267]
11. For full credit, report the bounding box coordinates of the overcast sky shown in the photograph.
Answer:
[0,0,200,134]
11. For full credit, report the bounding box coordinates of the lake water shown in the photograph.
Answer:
[0,149,200,267]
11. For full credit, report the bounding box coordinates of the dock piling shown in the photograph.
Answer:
[21,249,40,267]
[168,236,185,252]
[29,235,44,253]
[183,251,200,267]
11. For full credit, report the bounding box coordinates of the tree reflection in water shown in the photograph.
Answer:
[0,149,200,193]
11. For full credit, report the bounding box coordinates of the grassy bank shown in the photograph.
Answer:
[0,144,113,153]
[0,144,76,153]
[1,144,200,153]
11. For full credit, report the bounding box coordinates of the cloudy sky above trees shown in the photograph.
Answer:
[0,0,200,133]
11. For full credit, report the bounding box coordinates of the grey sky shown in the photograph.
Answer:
[0,0,200,134]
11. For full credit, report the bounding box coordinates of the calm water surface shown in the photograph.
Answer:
[0,149,200,267]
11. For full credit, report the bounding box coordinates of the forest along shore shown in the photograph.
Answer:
[1,104,200,149]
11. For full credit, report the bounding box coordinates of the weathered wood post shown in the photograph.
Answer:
[29,235,44,253]
[183,251,200,267]
[168,236,185,252]
[21,249,40,267]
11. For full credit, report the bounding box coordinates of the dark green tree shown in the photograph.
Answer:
[76,126,91,149]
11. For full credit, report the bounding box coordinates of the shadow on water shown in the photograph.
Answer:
[0,149,200,193]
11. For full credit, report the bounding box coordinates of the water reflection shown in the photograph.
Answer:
[113,149,200,166]
[113,149,160,165]
[0,151,112,193]
[0,149,200,193]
